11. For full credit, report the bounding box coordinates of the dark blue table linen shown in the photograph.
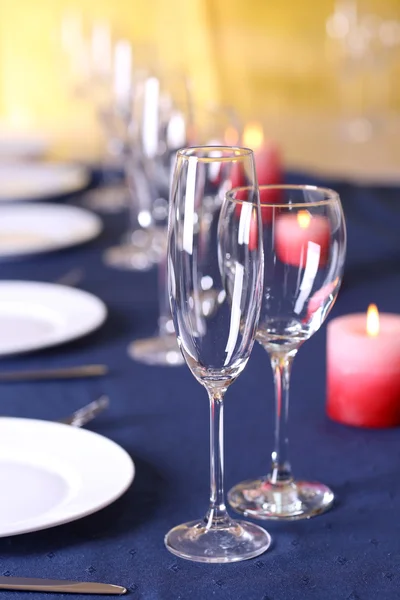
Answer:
[0,173,398,599]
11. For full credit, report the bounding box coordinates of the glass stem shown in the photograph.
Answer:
[124,152,153,237]
[269,352,296,486]
[123,154,141,235]
[157,254,174,337]
[205,388,231,528]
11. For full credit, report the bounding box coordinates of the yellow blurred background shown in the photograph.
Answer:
[1,0,400,170]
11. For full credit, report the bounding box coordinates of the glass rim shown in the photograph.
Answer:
[177,145,253,162]
[230,184,340,207]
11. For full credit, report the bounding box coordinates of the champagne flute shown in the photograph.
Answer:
[228,185,346,520]
[166,146,271,563]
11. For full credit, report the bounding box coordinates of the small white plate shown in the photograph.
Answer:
[0,162,89,201]
[0,203,102,257]
[0,418,134,537]
[0,132,49,160]
[0,281,107,356]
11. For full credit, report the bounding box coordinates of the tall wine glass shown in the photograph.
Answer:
[128,104,242,365]
[165,146,271,563]
[228,185,346,520]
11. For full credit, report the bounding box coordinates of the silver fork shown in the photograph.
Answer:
[58,395,109,427]
[55,268,85,287]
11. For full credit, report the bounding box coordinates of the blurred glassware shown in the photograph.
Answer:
[326,0,398,144]
[103,70,192,273]
[126,89,242,366]
[83,34,134,212]
[60,16,133,211]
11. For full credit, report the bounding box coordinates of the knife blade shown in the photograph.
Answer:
[0,364,108,382]
[0,576,126,595]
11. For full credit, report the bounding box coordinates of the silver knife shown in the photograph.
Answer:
[0,576,126,594]
[0,364,108,382]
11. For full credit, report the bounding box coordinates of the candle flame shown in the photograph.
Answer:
[366,303,380,337]
[243,122,264,150]
[224,126,239,146]
[297,210,311,229]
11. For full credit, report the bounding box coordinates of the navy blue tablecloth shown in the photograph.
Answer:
[0,172,399,600]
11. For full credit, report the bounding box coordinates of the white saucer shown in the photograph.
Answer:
[0,281,107,356]
[0,132,49,160]
[0,203,102,257]
[0,162,89,201]
[0,418,134,537]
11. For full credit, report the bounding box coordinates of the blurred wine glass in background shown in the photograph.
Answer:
[103,68,192,275]
[60,14,134,211]
[326,0,400,144]
[124,77,241,364]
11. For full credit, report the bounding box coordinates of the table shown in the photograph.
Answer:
[0,171,399,600]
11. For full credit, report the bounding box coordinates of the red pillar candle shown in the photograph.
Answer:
[253,144,282,189]
[327,305,400,428]
[243,122,283,219]
[275,211,331,268]
[233,123,283,246]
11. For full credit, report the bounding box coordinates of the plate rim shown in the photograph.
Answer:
[0,162,90,202]
[0,202,103,258]
[0,417,134,537]
[0,280,107,357]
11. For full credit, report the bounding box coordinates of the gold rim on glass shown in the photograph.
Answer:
[230,184,340,207]
[177,146,253,162]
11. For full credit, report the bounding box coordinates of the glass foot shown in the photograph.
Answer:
[128,334,185,366]
[103,243,157,271]
[104,229,166,271]
[228,478,334,521]
[82,184,128,213]
[165,519,271,563]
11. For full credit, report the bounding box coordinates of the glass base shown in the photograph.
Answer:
[103,229,165,271]
[165,519,271,563]
[228,478,334,521]
[128,334,185,366]
[82,184,128,213]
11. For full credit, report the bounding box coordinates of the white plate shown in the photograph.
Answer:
[0,162,89,201]
[0,203,102,257]
[0,132,49,160]
[0,281,107,356]
[0,418,134,537]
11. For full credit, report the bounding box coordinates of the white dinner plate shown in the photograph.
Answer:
[0,162,89,201]
[0,203,102,258]
[0,418,134,537]
[0,132,49,160]
[0,281,107,356]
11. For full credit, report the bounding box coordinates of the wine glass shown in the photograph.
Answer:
[228,185,346,520]
[128,103,242,365]
[61,19,132,212]
[165,146,271,563]
[103,70,191,271]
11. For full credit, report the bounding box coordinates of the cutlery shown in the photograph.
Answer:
[0,364,108,382]
[58,395,109,427]
[0,576,126,595]
[55,267,85,287]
